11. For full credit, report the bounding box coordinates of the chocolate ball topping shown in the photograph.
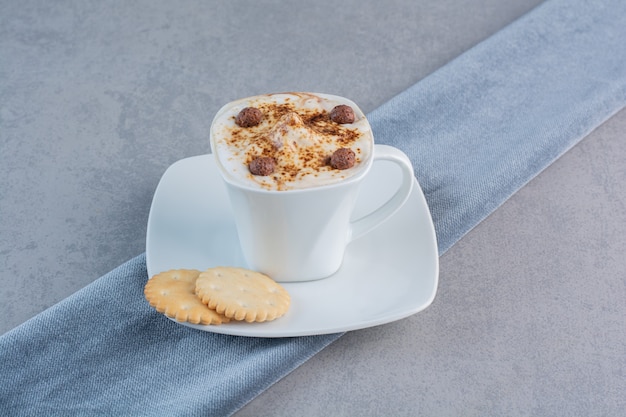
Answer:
[330,148,356,170]
[235,107,263,127]
[249,156,276,176]
[329,105,355,124]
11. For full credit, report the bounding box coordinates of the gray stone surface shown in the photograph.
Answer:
[2,0,624,415]
[1,0,542,335]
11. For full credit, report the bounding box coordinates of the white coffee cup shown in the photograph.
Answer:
[210,94,414,282]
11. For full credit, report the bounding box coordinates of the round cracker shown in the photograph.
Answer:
[195,267,290,323]
[144,269,230,325]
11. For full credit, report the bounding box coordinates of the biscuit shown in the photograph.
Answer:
[144,269,230,325]
[195,267,290,323]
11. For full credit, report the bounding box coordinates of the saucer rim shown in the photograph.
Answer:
[146,154,439,337]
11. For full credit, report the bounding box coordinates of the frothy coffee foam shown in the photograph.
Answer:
[210,92,373,191]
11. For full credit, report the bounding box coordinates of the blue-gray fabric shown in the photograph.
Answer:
[373,0,626,255]
[1,0,625,415]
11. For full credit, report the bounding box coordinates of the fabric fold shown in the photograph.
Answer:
[1,0,625,415]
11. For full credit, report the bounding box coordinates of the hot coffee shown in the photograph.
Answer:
[209,93,413,281]
[210,92,374,191]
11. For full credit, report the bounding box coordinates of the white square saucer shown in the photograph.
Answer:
[146,154,438,337]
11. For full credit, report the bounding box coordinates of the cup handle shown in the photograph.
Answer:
[349,144,414,242]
